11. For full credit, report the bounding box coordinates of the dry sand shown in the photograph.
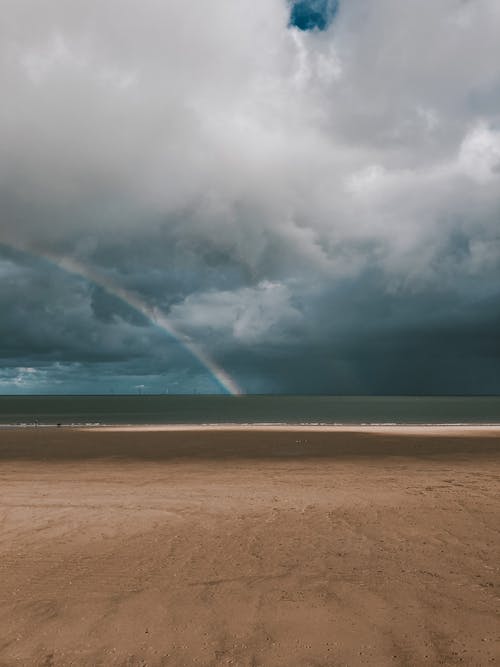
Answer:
[0,426,499,666]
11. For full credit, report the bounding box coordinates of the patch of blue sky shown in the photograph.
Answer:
[289,0,339,31]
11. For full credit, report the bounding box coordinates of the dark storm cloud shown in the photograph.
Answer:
[1,0,500,393]
[0,246,216,392]
[90,286,149,327]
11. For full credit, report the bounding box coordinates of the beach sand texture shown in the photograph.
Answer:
[0,426,499,666]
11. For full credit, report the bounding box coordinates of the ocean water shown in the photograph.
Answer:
[1,395,500,426]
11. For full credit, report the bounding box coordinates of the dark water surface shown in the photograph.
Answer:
[1,395,500,426]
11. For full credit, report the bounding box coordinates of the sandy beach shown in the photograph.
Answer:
[0,426,499,666]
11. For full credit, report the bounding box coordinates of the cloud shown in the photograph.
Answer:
[170,280,302,345]
[458,123,500,183]
[1,0,500,392]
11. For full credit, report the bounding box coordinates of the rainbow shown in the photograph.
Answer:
[3,242,243,395]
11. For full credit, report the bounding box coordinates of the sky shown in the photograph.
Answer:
[1,0,500,395]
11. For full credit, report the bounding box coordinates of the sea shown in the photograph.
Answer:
[1,395,500,426]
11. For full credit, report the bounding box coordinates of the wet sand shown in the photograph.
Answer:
[0,426,499,666]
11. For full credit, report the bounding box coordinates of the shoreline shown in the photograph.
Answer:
[2,422,500,435]
[2,423,499,461]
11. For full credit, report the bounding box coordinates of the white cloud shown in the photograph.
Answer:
[458,123,500,183]
[170,281,302,345]
[1,1,499,258]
